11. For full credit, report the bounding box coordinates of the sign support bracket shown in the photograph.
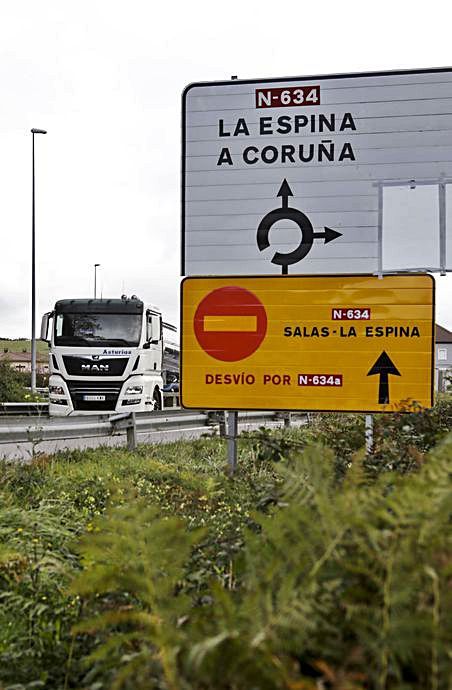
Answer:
[439,181,447,275]
[377,183,383,278]
[376,177,451,275]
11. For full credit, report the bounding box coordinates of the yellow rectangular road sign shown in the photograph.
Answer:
[181,274,434,412]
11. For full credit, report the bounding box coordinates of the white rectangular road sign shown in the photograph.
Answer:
[182,68,452,276]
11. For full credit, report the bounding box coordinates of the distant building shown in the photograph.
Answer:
[435,324,452,391]
[0,350,49,375]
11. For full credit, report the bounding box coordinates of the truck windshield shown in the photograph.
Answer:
[54,312,142,347]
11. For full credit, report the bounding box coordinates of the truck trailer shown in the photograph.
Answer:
[41,295,178,416]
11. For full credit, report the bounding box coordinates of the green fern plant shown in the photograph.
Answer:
[70,436,452,690]
[0,497,82,687]
[71,499,205,690]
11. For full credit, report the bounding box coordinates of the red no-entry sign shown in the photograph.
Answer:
[193,286,267,361]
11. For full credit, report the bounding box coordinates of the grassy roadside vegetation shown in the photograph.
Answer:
[0,361,47,403]
[0,339,48,355]
[0,397,451,690]
[0,337,49,402]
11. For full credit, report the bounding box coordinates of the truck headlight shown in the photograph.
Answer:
[49,385,65,395]
[125,385,143,395]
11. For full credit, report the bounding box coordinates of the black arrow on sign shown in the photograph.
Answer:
[367,351,401,404]
[313,227,343,244]
[277,178,293,208]
[277,180,342,242]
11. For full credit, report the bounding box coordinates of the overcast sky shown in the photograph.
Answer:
[1,0,451,338]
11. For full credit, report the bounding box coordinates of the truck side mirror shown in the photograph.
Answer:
[146,312,162,345]
[41,312,53,343]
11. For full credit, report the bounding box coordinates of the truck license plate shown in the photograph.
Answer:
[83,395,106,401]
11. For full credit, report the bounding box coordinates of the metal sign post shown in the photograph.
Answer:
[365,414,374,455]
[227,410,238,475]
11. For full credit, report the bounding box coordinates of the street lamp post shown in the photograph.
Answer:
[94,263,100,299]
[31,128,47,394]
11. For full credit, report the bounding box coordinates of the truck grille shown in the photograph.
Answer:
[63,356,128,376]
[67,380,122,411]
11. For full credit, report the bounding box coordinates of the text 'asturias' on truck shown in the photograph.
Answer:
[41,295,179,416]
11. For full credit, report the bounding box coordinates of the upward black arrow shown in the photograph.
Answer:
[367,351,401,404]
[277,178,293,209]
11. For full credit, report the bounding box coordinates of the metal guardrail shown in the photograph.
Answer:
[0,402,49,415]
[25,387,48,397]
[0,391,180,416]
[0,409,303,457]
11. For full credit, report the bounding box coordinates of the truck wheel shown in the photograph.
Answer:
[153,390,162,411]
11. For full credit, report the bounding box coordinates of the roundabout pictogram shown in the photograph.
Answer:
[256,179,342,274]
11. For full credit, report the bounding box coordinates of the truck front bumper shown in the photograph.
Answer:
[48,375,156,416]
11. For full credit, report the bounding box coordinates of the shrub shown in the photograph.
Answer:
[0,360,30,402]
[70,438,452,690]
[0,400,451,689]
[0,496,84,687]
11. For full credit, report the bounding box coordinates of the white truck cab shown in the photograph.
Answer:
[41,296,177,416]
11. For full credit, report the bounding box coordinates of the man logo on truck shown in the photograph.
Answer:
[81,363,110,372]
